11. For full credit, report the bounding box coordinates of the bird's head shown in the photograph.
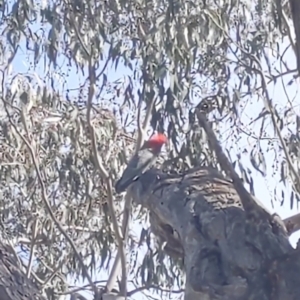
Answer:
[143,133,168,152]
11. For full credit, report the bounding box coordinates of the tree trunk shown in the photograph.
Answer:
[130,166,300,300]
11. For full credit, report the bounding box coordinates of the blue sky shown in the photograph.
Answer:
[8,19,300,300]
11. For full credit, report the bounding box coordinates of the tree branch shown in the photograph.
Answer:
[26,219,38,279]
[283,212,300,236]
[86,59,126,296]
[195,109,287,234]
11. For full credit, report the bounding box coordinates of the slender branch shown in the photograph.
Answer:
[86,59,126,295]
[69,9,127,287]
[38,258,67,286]
[107,78,156,295]
[127,284,184,297]
[26,219,38,278]
[68,4,128,293]
[136,80,147,151]
[56,280,107,296]
[105,180,128,295]
[41,258,68,290]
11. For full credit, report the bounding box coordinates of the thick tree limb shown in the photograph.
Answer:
[129,166,298,300]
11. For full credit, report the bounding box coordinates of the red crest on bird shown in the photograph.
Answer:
[144,133,168,149]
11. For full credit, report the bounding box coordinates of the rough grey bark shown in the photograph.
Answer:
[0,241,46,300]
[129,166,300,300]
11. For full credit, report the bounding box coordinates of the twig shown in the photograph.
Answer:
[56,280,107,296]
[127,284,184,297]
[117,95,156,294]
[41,258,68,290]
[229,39,300,194]
[38,257,67,285]
[136,79,147,151]
[26,219,38,278]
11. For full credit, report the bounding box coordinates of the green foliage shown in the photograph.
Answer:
[0,0,299,299]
